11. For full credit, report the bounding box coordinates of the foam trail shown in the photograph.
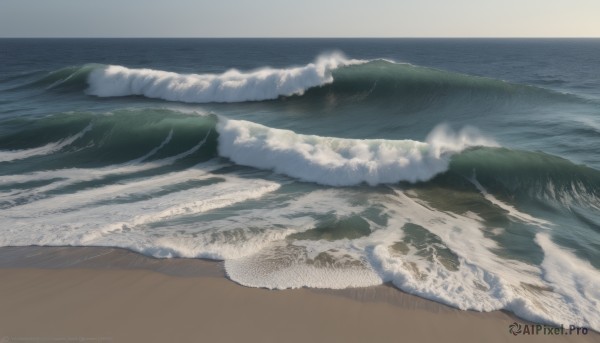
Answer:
[469,175,552,228]
[2,161,223,215]
[0,123,92,163]
[536,234,600,330]
[371,190,541,308]
[0,175,281,246]
[364,190,600,330]
[130,129,173,163]
[0,130,211,207]
[78,177,281,243]
[217,120,497,186]
[152,230,296,260]
[116,190,355,260]
[87,53,364,103]
[0,129,210,186]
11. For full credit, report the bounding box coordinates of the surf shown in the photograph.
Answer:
[12,54,582,109]
[86,53,365,103]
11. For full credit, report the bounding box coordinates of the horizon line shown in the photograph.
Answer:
[2,36,600,39]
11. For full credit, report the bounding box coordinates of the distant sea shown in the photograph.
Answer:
[1,38,599,330]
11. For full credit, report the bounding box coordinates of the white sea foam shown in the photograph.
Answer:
[368,190,540,309]
[148,229,295,261]
[226,252,383,289]
[224,190,390,289]
[0,123,92,163]
[79,178,281,244]
[363,190,600,331]
[133,189,362,262]
[87,53,364,103]
[0,174,280,247]
[536,233,600,330]
[217,119,497,186]
[0,179,354,263]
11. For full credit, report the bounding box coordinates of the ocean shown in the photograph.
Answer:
[1,38,599,330]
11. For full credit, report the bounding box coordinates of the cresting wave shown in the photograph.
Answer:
[218,119,497,185]
[2,109,599,193]
[0,109,495,186]
[86,53,365,103]
[14,54,575,107]
[83,58,563,105]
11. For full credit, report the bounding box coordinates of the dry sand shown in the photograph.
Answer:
[0,247,597,343]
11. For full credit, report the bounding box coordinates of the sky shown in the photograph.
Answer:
[1,0,599,38]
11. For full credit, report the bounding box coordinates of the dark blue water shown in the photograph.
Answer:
[1,39,599,330]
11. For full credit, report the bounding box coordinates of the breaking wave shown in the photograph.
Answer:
[86,53,364,103]
[15,54,576,107]
[218,119,497,186]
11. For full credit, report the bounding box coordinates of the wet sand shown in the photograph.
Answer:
[0,246,597,343]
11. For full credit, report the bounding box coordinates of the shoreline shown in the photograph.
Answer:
[0,246,596,343]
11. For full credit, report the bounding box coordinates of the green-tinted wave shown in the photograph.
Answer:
[0,109,219,173]
[442,147,600,207]
[10,60,580,107]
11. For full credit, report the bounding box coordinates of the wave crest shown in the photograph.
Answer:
[86,53,364,103]
[217,119,497,186]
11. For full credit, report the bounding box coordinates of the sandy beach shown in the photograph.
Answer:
[0,247,597,343]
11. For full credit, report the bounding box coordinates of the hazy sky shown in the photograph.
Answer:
[1,0,599,38]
